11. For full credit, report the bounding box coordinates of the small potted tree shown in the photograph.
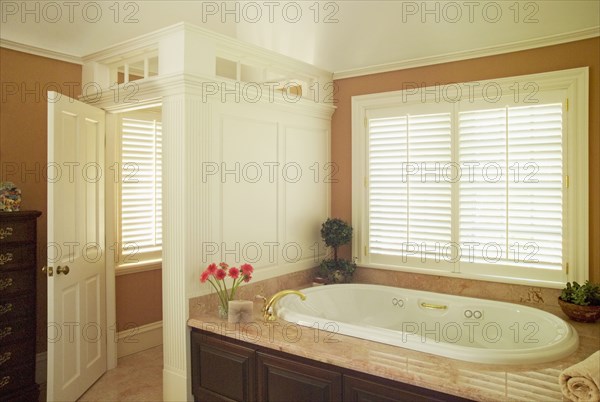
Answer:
[317,218,357,284]
[558,281,600,323]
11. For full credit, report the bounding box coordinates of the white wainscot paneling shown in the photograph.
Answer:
[220,115,279,267]
[284,126,330,266]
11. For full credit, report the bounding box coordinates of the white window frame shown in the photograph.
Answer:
[352,67,589,288]
[115,110,163,274]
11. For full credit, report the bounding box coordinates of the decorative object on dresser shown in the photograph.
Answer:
[0,210,42,401]
[0,182,22,212]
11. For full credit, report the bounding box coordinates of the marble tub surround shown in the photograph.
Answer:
[188,307,599,402]
[189,267,317,315]
[353,267,563,312]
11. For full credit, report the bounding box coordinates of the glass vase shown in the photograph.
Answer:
[217,302,228,319]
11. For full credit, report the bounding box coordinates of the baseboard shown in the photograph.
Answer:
[36,351,47,385]
[117,320,163,358]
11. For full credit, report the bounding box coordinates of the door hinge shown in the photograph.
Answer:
[364,117,368,128]
[566,98,569,111]
[364,177,368,188]
[566,262,569,275]
[364,245,368,256]
[565,175,570,188]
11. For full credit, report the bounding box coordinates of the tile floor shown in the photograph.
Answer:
[76,346,163,401]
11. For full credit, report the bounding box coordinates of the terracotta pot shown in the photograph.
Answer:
[558,297,600,323]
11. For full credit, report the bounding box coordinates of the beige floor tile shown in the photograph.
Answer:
[75,346,163,402]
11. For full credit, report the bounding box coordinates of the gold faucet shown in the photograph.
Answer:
[261,290,306,322]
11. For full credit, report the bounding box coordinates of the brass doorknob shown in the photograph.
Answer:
[56,266,70,275]
[42,266,53,277]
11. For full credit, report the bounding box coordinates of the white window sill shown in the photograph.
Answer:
[116,259,162,276]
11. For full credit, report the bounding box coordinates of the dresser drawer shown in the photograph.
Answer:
[0,363,35,396]
[0,341,34,370]
[0,219,36,243]
[0,319,35,346]
[0,269,34,297]
[0,294,35,323]
[0,244,36,271]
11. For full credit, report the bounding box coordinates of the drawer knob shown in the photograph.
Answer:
[0,253,13,265]
[57,265,70,275]
[0,227,13,240]
[0,327,12,340]
[0,278,13,291]
[0,303,13,315]
[0,375,10,389]
[0,352,11,366]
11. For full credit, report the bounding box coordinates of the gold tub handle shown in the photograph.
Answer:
[420,302,448,310]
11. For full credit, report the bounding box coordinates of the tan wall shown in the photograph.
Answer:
[0,48,163,352]
[115,269,162,331]
[331,38,600,283]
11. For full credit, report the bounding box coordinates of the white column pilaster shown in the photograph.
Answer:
[162,93,212,401]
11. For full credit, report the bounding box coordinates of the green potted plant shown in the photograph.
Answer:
[558,281,600,323]
[317,218,357,284]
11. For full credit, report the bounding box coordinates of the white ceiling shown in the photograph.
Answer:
[1,1,598,76]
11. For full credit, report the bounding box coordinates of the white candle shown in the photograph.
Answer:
[228,300,254,323]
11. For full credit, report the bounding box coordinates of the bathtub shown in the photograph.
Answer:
[276,284,579,364]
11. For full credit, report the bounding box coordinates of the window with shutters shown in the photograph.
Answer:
[118,113,162,267]
[352,68,589,287]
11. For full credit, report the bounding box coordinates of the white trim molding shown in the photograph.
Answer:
[117,320,163,358]
[334,27,600,80]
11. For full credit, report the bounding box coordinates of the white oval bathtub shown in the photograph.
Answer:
[276,284,579,364]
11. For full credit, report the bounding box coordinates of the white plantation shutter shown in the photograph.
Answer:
[120,117,162,261]
[458,103,564,272]
[507,104,563,269]
[459,108,508,263]
[356,70,588,286]
[363,89,567,281]
[368,112,452,263]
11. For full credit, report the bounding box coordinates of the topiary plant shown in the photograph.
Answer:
[560,281,600,306]
[318,218,356,283]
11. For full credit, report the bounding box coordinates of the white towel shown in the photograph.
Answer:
[560,351,600,402]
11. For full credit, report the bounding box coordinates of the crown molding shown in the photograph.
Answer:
[333,27,600,80]
[0,38,82,64]
[3,25,598,79]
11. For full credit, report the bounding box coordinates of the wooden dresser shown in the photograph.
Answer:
[0,211,41,402]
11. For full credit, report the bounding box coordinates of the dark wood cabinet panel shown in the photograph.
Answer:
[344,374,471,402]
[257,352,342,402]
[191,328,473,402]
[191,331,256,402]
[0,211,41,402]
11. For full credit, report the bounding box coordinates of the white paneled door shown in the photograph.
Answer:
[47,92,107,401]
